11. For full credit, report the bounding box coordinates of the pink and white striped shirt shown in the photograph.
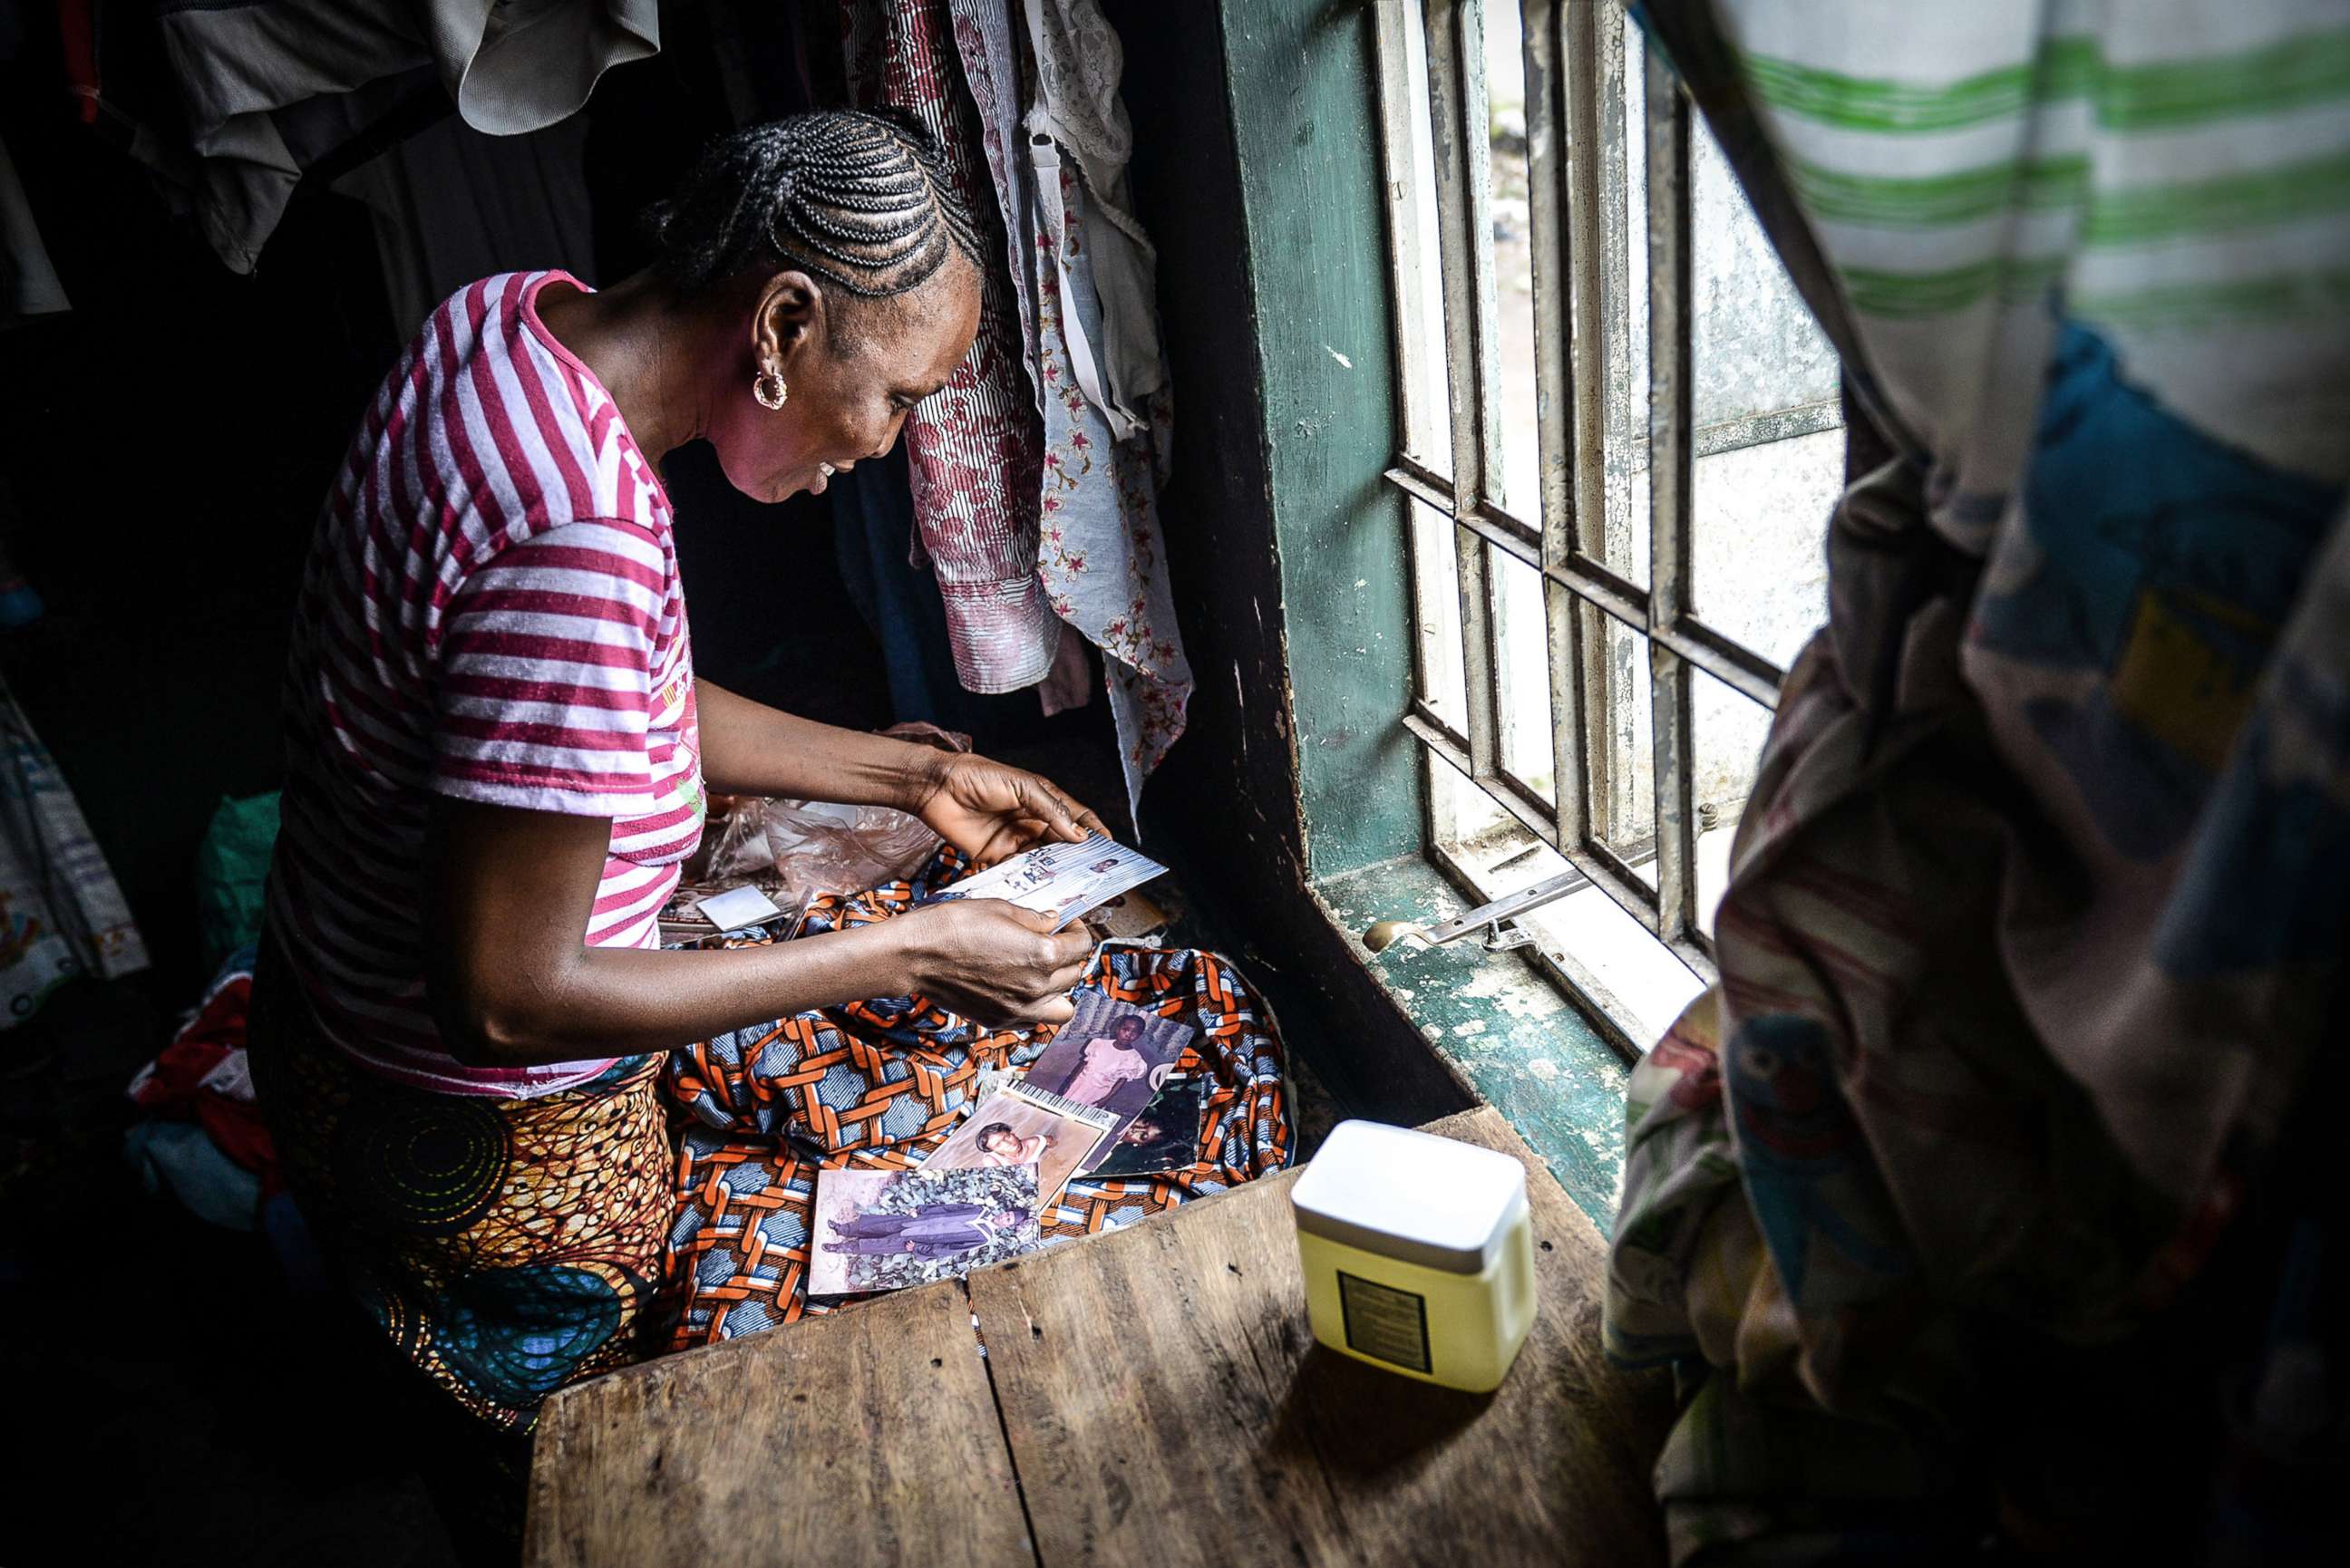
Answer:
[268,270,704,1098]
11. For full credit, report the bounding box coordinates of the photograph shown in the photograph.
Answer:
[1021,993,1198,1123]
[924,1088,1116,1205]
[1083,1079,1208,1179]
[931,834,1170,928]
[807,1164,1042,1297]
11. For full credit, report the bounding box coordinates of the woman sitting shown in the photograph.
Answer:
[249,111,1105,1452]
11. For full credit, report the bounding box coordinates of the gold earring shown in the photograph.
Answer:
[753,368,789,410]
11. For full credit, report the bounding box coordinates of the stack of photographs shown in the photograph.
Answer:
[810,994,1215,1298]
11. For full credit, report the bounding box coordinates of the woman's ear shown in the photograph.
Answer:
[753,269,825,372]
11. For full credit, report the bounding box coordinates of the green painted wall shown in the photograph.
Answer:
[1217,0,1423,883]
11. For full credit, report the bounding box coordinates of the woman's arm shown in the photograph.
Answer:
[694,675,1113,863]
[694,676,941,804]
[422,797,1093,1069]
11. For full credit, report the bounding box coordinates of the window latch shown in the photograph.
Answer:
[1361,868,1584,956]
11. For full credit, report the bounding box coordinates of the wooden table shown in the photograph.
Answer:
[525,1109,1675,1567]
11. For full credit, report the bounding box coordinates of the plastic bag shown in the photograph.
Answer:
[684,725,970,908]
[693,797,944,906]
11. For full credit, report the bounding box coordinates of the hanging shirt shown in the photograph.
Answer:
[269,269,704,1099]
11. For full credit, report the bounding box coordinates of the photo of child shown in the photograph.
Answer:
[925,1088,1114,1204]
[1021,994,1197,1122]
[808,1165,1041,1296]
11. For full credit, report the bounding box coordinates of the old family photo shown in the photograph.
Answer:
[811,998,1205,1295]
[1022,992,1196,1120]
[924,1086,1114,1204]
[807,1165,1042,1297]
[936,836,1168,927]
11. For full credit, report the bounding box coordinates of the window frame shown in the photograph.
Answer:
[1370,0,1795,1055]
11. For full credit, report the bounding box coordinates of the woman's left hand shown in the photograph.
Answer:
[911,752,1111,866]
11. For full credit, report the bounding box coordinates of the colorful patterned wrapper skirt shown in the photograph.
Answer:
[248,940,673,1432]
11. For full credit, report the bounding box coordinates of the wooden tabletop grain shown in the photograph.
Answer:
[525,1108,1673,1568]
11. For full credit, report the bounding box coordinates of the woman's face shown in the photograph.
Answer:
[709,255,981,505]
[981,1128,1021,1157]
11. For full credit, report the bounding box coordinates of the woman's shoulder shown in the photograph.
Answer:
[406,271,661,542]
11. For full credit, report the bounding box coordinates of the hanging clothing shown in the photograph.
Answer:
[1601,2,2350,1561]
[1,669,147,1024]
[842,0,1062,697]
[145,0,655,273]
[867,0,1193,813]
[1014,0,1170,439]
[830,440,1005,736]
[329,108,597,336]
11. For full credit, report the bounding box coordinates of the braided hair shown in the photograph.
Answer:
[644,110,987,305]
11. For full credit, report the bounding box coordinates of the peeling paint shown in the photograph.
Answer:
[1326,344,1355,369]
[1315,857,1630,1231]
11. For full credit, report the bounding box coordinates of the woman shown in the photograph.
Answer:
[250,111,1102,1443]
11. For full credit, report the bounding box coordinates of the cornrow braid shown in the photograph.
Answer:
[643,109,988,300]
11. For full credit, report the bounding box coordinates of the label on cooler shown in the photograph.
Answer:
[1337,1270,1432,1373]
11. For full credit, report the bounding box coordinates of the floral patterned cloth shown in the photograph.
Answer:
[844,0,1194,816]
[957,0,1193,813]
[842,0,1059,695]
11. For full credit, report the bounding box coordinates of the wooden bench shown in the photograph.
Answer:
[525,1108,1674,1567]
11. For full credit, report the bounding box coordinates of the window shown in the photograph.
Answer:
[1371,0,1842,1056]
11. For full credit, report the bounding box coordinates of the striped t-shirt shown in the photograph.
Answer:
[268,270,704,1098]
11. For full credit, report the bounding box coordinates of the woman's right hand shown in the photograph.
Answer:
[889,898,1094,1026]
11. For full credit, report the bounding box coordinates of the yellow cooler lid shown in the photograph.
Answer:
[1291,1119,1528,1274]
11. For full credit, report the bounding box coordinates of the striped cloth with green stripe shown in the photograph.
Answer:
[1713,0,2350,507]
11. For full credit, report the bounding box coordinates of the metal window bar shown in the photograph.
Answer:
[1423,0,1506,783]
[1367,0,1807,1047]
[1642,37,1705,974]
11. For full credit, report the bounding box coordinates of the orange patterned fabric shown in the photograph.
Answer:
[662,856,1290,1347]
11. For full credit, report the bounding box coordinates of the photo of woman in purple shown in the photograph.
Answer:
[824,1203,1026,1259]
